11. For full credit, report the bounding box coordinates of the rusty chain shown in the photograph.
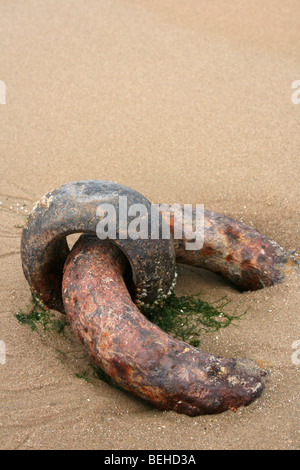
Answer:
[21,180,298,415]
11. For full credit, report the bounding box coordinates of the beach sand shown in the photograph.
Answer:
[0,0,299,450]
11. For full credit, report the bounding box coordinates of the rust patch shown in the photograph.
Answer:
[21,180,176,313]
[173,208,298,290]
[21,181,299,415]
[62,235,267,416]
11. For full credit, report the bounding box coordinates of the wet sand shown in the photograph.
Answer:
[0,0,299,450]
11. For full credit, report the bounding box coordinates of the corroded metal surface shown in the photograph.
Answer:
[21,182,297,317]
[165,208,297,290]
[62,235,266,416]
[21,180,298,415]
[21,181,176,313]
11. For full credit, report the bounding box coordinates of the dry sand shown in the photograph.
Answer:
[0,0,299,450]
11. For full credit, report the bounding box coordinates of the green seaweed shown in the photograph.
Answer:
[75,373,92,383]
[149,293,247,347]
[15,294,67,334]
[16,292,247,384]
